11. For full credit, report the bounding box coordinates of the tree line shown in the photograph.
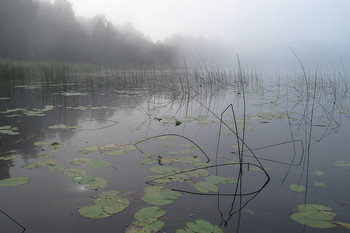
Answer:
[0,0,177,65]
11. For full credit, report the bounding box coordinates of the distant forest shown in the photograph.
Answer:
[0,0,178,65]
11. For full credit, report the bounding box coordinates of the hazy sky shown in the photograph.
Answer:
[67,0,350,68]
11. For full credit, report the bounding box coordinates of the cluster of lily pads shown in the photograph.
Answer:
[176,219,223,233]
[79,143,137,156]
[49,124,83,131]
[0,105,54,117]
[157,115,215,126]
[290,204,350,229]
[0,126,19,135]
[65,105,121,111]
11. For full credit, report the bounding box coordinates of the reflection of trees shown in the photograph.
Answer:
[0,160,14,179]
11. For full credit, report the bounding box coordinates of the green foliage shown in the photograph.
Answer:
[64,168,87,177]
[127,206,166,233]
[73,176,107,190]
[194,181,218,193]
[46,163,66,172]
[334,161,350,167]
[290,204,337,228]
[176,219,223,233]
[312,170,325,176]
[142,186,182,205]
[0,177,30,187]
[289,184,306,192]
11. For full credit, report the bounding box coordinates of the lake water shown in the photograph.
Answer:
[0,69,349,233]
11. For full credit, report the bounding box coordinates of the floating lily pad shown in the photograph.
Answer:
[135,206,166,222]
[334,161,350,167]
[127,206,166,233]
[180,149,195,154]
[106,150,127,156]
[140,158,158,165]
[78,205,110,218]
[335,221,350,229]
[206,175,227,184]
[73,176,107,190]
[95,191,129,215]
[38,160,57,166]
[0,126,11,130]
[148,173,190,184]
[150,166,180,174]
[179,156,202,164]
[168,151,179,155]
[289,184,306,192]
[50,142,62,149]
[87,160,110,168]
[176,219,223,233]
[23,163,40,169]
[0,155,15,160]
[85,145,101,152]
[312,170,325,176]
[0,177,30,187]
[194,162,212,168]
[34,141,47,146]
[290,212,335,228]
[186,169,209,177]
[46,163,66,172]
[313,181,326,187]
[194,181,218,193]
[291,204,337,228]
[159,158,177,165]
[71,158,91,165]
[142,186,182,205]
[40,154,54,159]
[64,168,87,177]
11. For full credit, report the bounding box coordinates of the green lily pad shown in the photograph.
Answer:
[290,212,336,228]
[186,169,209,177]
[0,155,15,160]
[84,145,101,152]
[95,191,129,215]
[23,163,40,169]
[64,168,87,177]
[142,186,182,205]
[50,142,62,149]
[176,219,223,233]
[168,151,179,155]
[73,176,108,190]
[140,158,158,165]
[179,156,201,164]
[0,126,11,130]
[46,163,66,172]
[289,184,306,192]
[106,150,127,156]
[334,161,350,167]
[135,206,166,222]
[206,175,227,184]
[78,205,110,218]
[312,170,324,176]
[71,158,91,165]
[180,149,195,154]
[194,162,212,168]
[87,160,110,168]
[0,177,30,187]
[159,158,177,165]
[40,154,54,159]
[313,181,326,187]
[38,160,57,166]
[150,166,180,174]
[34,141,47,146]
[335,221,350,229]
[291,204,337,228]
[148,173,190,184]
[194,181,218,193]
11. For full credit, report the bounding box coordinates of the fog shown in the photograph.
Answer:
[1,0,349,71]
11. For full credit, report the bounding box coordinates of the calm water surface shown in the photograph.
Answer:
[0,73,350,233]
